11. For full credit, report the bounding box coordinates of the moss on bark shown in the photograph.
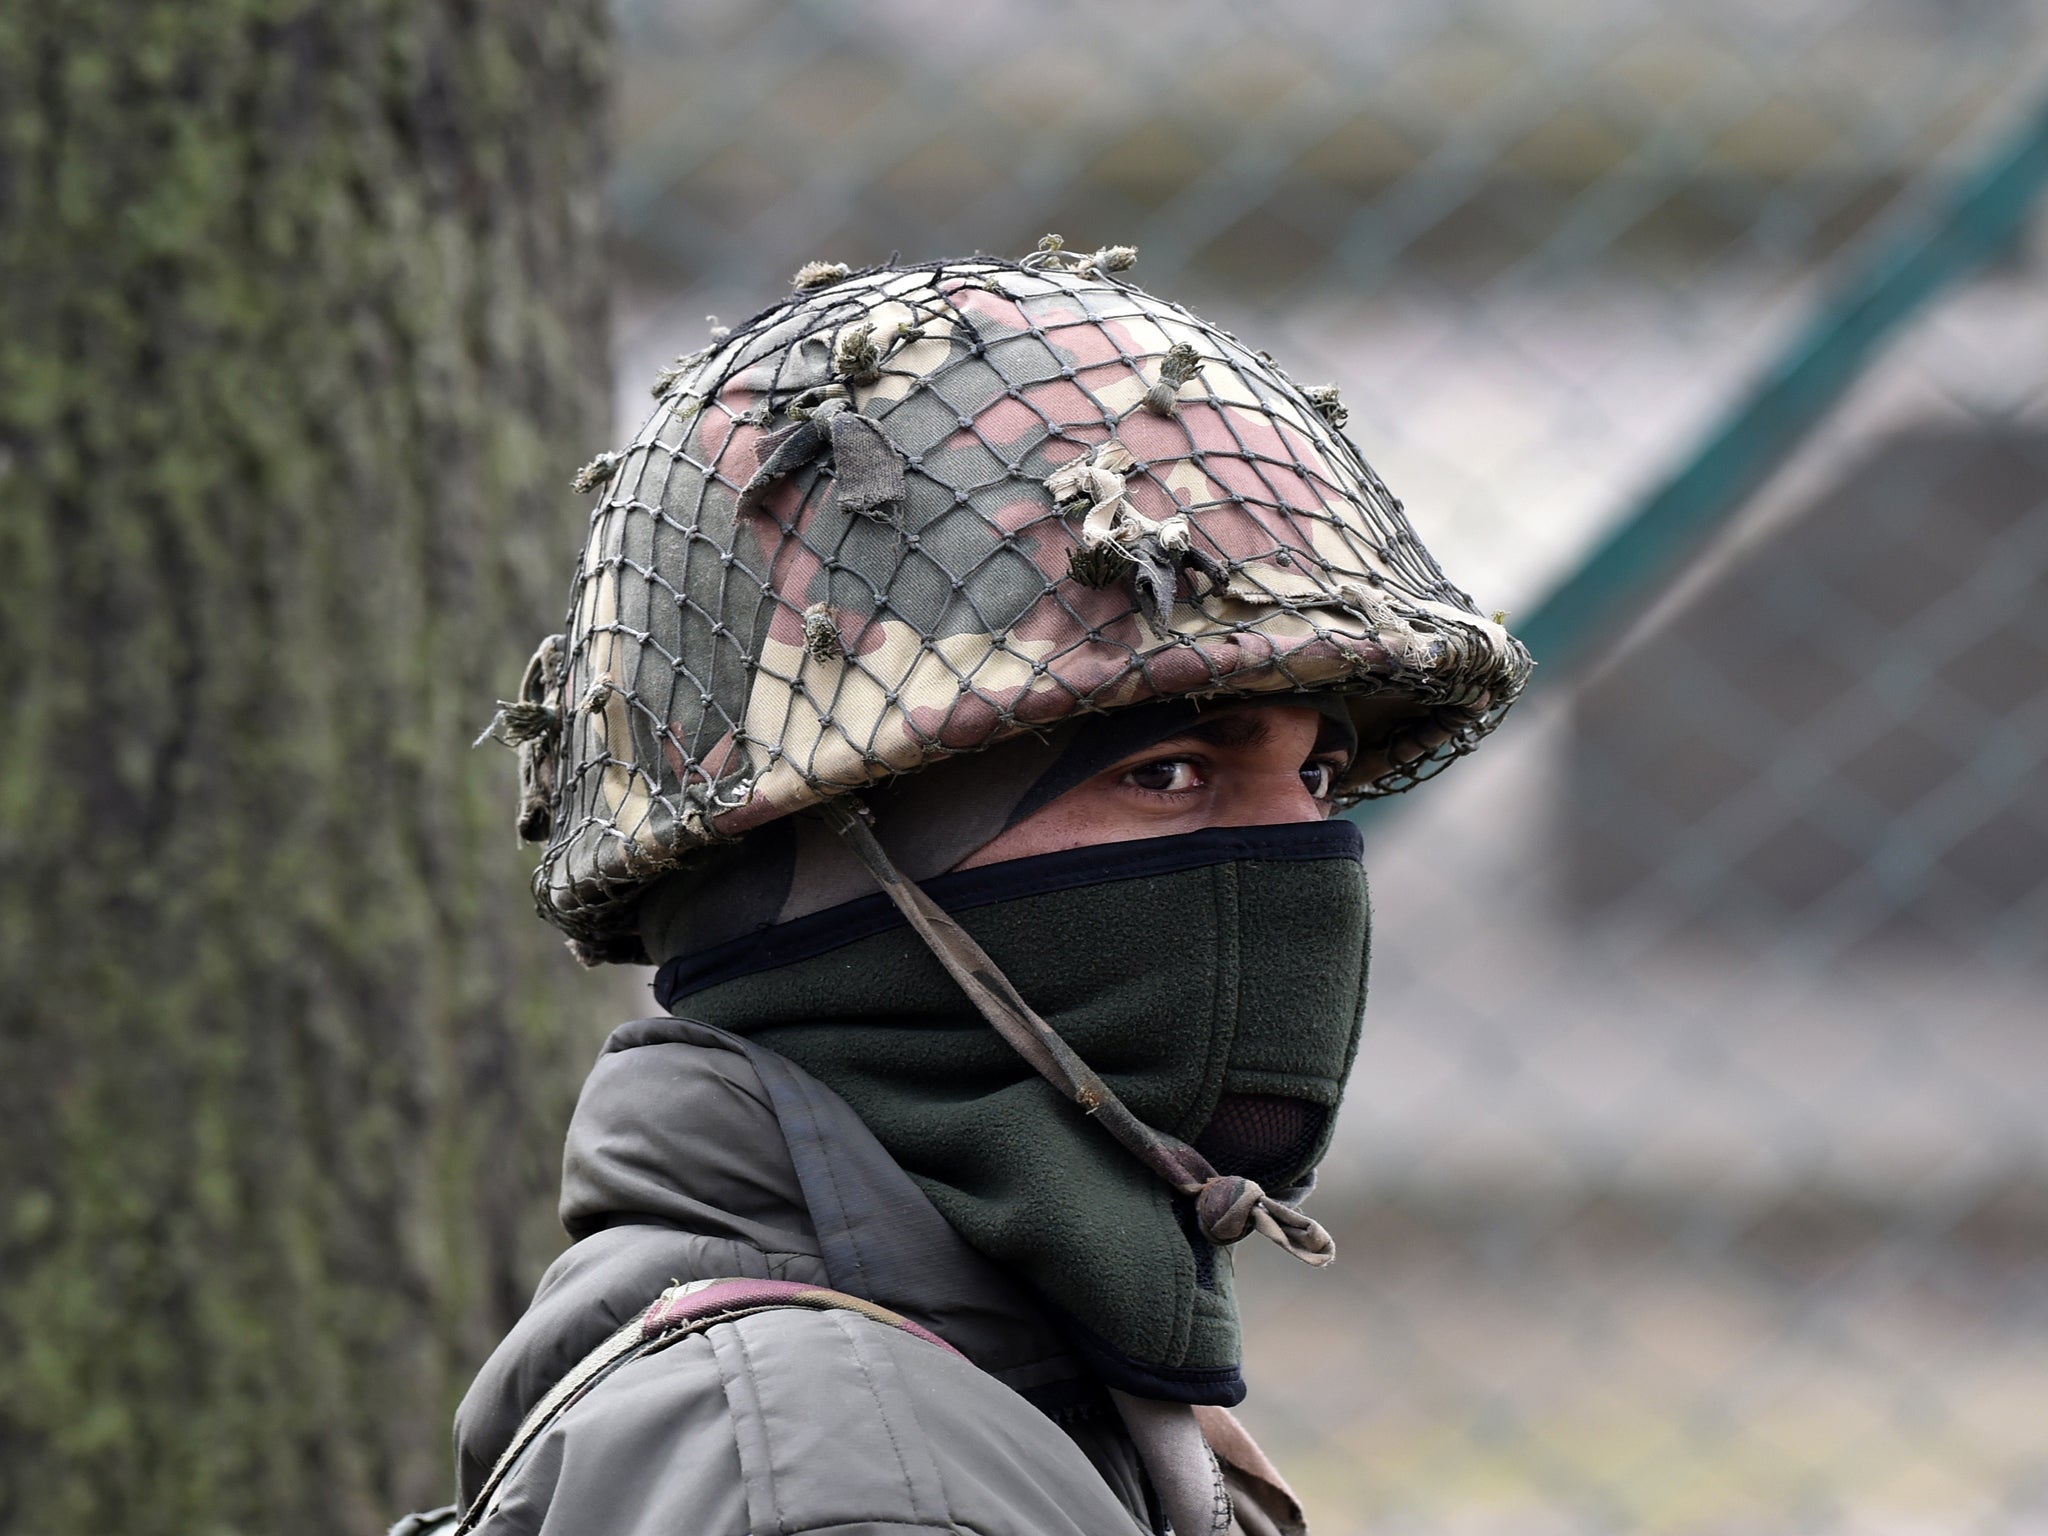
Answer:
[0,3,613,1529]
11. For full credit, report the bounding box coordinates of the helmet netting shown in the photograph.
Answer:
[516,254,1531,956]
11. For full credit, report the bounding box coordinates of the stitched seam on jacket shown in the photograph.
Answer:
[708,1319,784,1536]
[834,1310,950,1528]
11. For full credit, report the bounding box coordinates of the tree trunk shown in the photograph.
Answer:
[0,5,613,1531]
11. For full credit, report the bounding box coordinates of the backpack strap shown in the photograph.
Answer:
[453,1277,963,1533]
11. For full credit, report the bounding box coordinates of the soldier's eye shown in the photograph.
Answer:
[1300,762,1337,799]
[1124,758,1202,794]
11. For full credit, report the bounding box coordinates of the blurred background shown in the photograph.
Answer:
[603,2,2048,1532]
[5,2,2044,1533]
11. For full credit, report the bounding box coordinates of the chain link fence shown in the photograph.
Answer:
[606,3,2048,1530]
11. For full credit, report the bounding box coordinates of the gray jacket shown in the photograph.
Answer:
[444,1017,1304,1536]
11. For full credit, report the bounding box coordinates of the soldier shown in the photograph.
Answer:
[416,241,1530,1535]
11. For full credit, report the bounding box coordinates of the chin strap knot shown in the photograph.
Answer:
[1194,1175,1334,1265]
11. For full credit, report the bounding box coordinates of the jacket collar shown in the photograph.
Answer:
[603,1015,1081,1393]
[460,1015,1085,1496]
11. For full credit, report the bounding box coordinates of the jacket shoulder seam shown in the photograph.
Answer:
[828,1310,953,1528]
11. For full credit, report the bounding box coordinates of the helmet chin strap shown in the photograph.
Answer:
[821,800,1335,1268]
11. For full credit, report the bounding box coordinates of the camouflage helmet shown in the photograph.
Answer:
[500,242,1532,960]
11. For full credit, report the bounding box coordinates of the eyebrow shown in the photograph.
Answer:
[1139,712,1355,758]
[1172,713,1273,751]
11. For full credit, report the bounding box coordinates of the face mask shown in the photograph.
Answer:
[659,819,1370,1403]
[636,697,1359,966]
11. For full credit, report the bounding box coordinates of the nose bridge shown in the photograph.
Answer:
[1217,716,1327,826]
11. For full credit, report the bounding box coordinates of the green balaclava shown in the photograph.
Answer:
[647,704,1371,1404]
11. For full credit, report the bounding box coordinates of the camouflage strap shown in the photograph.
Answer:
[451,1277,962,1534]
[1112,1389,1236,1536]
[820,801,1336,1268]
[1193,1404,1311,1536]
